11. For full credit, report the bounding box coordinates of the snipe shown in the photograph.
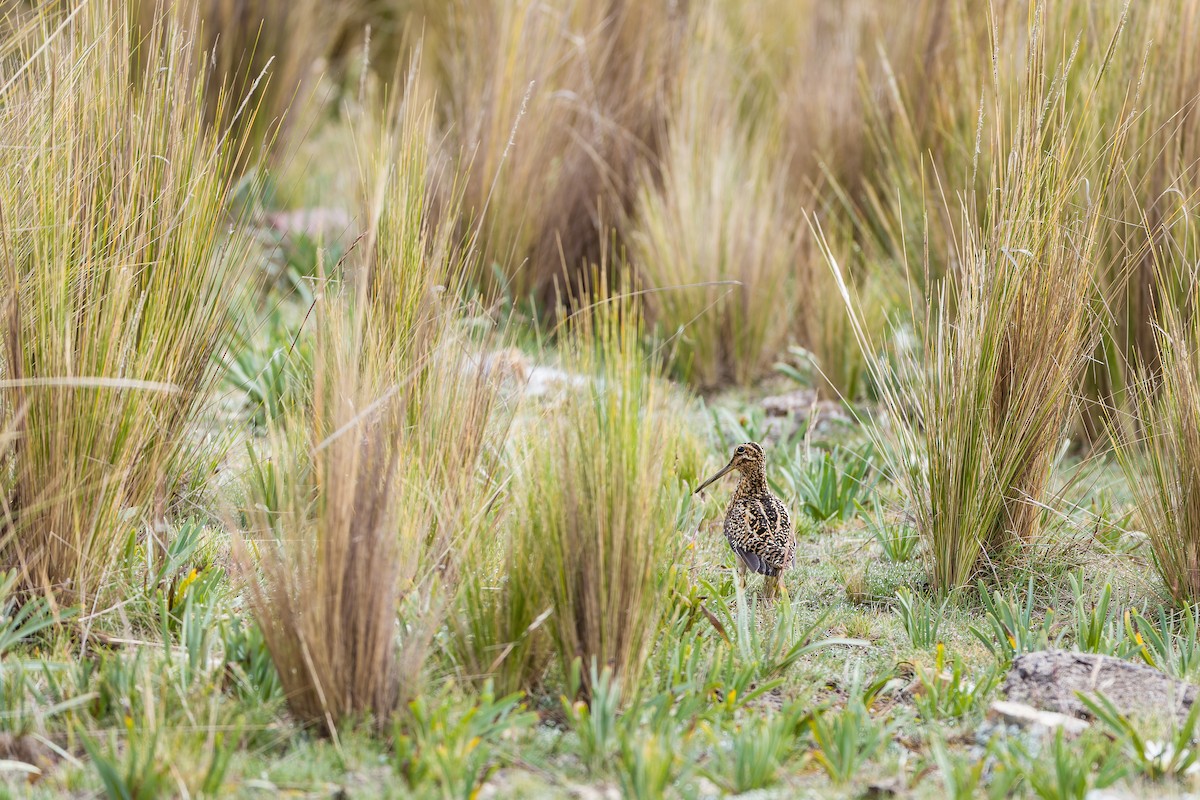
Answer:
[695,442,795,598]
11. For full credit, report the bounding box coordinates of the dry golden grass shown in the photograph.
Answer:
[718,0,952,195]
[623,0,957,395]
[1082,3,1200,437]
[535,272,697,696]
[825,2,1134,592]
[238,87,511,730]
[451,425,553,697]
[430,0,685,302]
[0,2,257,605]
[1118,289,1200,605]
[628,11,807,390]
[238,290,408,729]
[136,0,353,160]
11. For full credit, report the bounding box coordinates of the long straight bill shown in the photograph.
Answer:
[695,461,735,494]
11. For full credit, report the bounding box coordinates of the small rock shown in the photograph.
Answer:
[864,777,905,797]
[1003,650,1198,723]
[989,700,1091,737]
[568,783,621,800]
[693,776,722,798]
[524,366,589,398]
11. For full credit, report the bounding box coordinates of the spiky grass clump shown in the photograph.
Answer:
[626,0,950,396]
[718,0,950,195]
[433,0,685,302]
[239,92,509,730]
[827,6,1126,593]
[451,430,553,697]
[628,11,807,390]
[806,1,1200,431]
[452,271,700,698]
[1083,2,1200,438]
[0,4,256,604]
[527,274,695,696]
[237,285,408,730]
[1116,285,1200,605]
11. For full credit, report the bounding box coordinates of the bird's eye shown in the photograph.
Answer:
[736,446,745,454]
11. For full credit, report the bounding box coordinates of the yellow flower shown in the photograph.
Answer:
[173,568,200,606]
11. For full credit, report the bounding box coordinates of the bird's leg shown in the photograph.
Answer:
[763,575,779,601]
[736,560,747,592]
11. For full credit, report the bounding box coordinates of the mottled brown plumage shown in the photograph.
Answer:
[695,442,795,598]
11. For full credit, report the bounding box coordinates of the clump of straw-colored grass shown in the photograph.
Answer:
[432,0,685,302]
[1116,267,1200,606]
[137,0,351,159]
[824,4,1130,593]
[628,6,807,390]
[239,87,510,730]
[0,3,257,605]
[534,272,695,696]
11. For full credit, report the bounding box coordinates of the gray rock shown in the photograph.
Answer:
[988,699,1091,736]
[1003,650,1198,723]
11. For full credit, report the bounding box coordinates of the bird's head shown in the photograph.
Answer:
[694,442,765,494]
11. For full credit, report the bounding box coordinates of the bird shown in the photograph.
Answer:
[694,441,795,599]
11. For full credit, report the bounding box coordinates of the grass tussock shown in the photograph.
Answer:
[719,0,951,194]
[237,284,406,730]
[827,4,1129,593]
[137,0,351,158]
[1085,2,1200,436]
[0,3,256,605]
[531,274,696,696]
[239,89,509,730]
[1117,273,1200,606]
[454,268,702,700]
[628,7,807,390]
[451,428,552,697]
[432,0,685,302]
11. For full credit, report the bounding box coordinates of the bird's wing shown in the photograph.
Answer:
[744,496,794,572]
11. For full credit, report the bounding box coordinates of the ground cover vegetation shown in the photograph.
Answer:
[3,0,1200,796]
